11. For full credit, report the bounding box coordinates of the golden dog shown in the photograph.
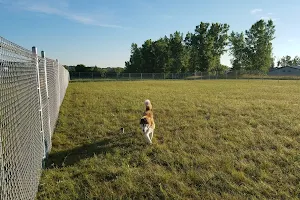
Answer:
[140,99,155,144]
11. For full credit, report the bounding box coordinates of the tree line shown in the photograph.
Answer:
[124,19,276,74]
[67,64,124,74]
[276,55,300,67]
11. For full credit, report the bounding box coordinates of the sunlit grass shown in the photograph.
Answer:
[37,80,300,199]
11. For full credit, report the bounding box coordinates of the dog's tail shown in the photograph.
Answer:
[144,99,152,111]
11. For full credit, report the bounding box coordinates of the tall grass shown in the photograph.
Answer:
[37,80,300,200]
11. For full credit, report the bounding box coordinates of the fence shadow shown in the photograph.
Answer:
[45,132,145,169]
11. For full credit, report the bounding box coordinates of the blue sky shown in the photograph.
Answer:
[1,0,300,68]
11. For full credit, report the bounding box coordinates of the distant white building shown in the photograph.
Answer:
[268,66,300,76]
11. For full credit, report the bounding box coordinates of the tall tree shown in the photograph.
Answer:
[152,37,169,73]
[168,31,185,73]
[140,39,155,72]
[208,23,230,72]
[189,22,229,72]
[124,43,142,72]
[191,22,211,72]
[229,32,246,70]
[184,32,197,72]
[244,19,275,72]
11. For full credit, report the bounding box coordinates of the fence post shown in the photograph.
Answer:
[79,72,81,79]
[129,73,131,80]
[164,73,165,79]
[32,46,46,165]
[152,73,154,79]
[56,59,61,106]
[141,73,142,80]
[41,51,52,150]
[41,51,49,100]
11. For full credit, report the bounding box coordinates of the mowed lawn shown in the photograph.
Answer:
[37,80,300,200]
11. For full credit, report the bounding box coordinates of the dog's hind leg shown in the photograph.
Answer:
[149,130,153,141]
[144,132,152,144]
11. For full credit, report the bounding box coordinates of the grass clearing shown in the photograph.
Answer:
[37,80,300,199]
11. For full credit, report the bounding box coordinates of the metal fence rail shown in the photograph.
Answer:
[69,71,300,81]
[0,36,70,200]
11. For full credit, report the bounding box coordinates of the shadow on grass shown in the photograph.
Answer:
[45,132,146,169]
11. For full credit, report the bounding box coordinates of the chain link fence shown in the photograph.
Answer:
[69,70,300,81]
[0,36,70,200]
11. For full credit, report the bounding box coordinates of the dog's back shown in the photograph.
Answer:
[143,99,155,129]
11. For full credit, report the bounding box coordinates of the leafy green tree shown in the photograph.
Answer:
[216,64,229,73]
[245,19,275,72]
[140,39,155,73]
[208,23,230,72]
[284,55,292,66]
[292,56,300,65]
[277,55,300,67]
[229,32,246,70]
[168,31,185,73]
[75,64,87,72]
[152,37,169,73]
[124,43,143,73]
[113,67,124,74]
[124,19,276,74]
[188,22,229,72]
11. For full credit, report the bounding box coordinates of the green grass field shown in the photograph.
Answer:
[37,80,300,200]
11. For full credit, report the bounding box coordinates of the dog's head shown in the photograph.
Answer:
[140,117,150,133]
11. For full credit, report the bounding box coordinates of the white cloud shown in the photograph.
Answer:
[2,0,123,28]
[288,39,295,42]
[250,8,263,14]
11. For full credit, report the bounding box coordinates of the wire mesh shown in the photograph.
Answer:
[0,36,69,200]
[68,70,300,81]
[46,58,59,136]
